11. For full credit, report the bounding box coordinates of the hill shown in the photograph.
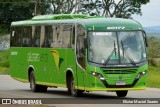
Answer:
[144,26,160,38]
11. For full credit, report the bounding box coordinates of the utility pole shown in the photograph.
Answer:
[75,0,82,14]
[75,0,78,14]
[34,0,37,16]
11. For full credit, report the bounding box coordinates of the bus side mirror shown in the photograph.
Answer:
[143,31,148,47]
[84,38,88,49]
[145,36,148,47]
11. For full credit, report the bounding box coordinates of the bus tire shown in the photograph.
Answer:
[116,90,128,97]
[69,75,83,97]
[30,71,47,92]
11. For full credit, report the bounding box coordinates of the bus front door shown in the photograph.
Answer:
[76,29,86,90]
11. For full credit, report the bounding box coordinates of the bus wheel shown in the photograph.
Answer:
[70,76,83,97]
[116,91,128,97]
[30,71,47,92]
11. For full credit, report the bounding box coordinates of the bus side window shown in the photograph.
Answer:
[22,27,31,47]
[33,26,40,47]
[59,25,63,47]
[10,28,15,47]
[63,25,72,48]
[51,26,55,48]
[76,25,86,70]
[51,25,62,48]
[72,26,75,48]
[40,26,45,47]
[50,24,73,48]
[11,27,16,47]
[11,27,22,47]
[41,26,53,47]
[44,26,53,48]
[51,25,57,48]
[31,26,35,46]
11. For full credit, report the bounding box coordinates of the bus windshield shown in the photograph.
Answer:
[88,31,146,65]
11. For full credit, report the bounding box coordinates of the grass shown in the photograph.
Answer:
[0,50,9,67]
[0,50,9,74]
[148,66,160,88]
[0,66,9,75]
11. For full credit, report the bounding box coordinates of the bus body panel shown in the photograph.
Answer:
[10,14,148,93]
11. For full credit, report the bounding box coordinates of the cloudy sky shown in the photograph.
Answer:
[132,0,160,27]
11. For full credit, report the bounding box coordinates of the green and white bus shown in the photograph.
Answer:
[10,14,148,97]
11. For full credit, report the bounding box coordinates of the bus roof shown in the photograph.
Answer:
[11,14,143,31]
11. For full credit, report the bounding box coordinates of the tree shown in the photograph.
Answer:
[34,0,50,15]
[81,0,150,18]
[0,0,150,34]
[147,37,160,66]
[0,0,81,34]
[45,0,83,14]
[0,0,35,34]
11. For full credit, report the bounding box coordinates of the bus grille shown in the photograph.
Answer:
[103,69,137,74]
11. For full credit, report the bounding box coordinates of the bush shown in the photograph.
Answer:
[148,66,160,88]
[0,50,9,67]
[148,59,158,67]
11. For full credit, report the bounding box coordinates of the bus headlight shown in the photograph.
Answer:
[90,71,105,80]
[136,70,147,79]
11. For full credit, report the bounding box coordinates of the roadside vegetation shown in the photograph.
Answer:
[148,66,160,88]
[0,50,9,75]
[147,36,160,88]
[0,66,9,75]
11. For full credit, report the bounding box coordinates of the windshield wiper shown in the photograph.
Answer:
[121,40,136,66]
[104,41,117,66]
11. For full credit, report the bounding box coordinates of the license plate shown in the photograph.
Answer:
[116,81,125,86]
